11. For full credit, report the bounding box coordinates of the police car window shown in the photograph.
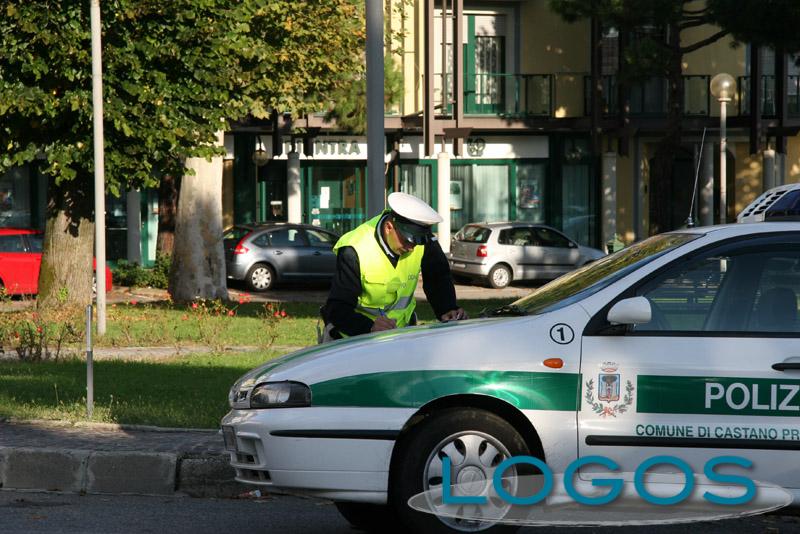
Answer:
[514,233,699,315]
[634,256,730,332]
[747,254,800,333]
[269,229,304,247]
[635,247,800,334]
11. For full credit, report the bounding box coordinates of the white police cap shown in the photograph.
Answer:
[387,192,443,225]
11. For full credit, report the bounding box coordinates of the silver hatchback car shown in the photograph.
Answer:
[448,222,605,288]
[224,223,339,291]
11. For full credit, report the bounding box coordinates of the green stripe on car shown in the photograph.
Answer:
[638,375,800,417]
[311,370,581,410]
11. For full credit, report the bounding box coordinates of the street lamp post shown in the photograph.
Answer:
[90,0,106,335]
[710,73,736,225]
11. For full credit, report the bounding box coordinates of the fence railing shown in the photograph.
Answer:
[433,72,800,119]
[435,72,553,117]
[583,75,710,116]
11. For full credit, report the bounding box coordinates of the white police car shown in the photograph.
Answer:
[222,192,800,532]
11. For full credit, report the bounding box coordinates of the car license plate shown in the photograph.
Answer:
[453,262,466,269]
[222,425,238,452]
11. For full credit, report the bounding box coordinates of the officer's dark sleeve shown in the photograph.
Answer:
[322,246,374,336]
[421,239,458,319]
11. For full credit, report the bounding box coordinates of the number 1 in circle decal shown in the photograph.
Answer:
[549,323,574,345]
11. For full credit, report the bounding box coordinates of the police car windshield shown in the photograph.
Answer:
[513,233,700,315]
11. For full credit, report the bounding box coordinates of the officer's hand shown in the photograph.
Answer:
[440,308,468,322]
[371,316,397,332]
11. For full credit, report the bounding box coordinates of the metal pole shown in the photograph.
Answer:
[90,0,107,334]
[719,99,727,224]
[366,0,385,218]
[86,305,94,419]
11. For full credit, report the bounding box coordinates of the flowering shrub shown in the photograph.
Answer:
[0,308,84,361]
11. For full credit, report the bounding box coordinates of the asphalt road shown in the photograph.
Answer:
[1,491,799,534]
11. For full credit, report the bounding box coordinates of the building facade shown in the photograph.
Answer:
[3,0,800,262]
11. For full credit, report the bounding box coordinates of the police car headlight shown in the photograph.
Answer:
[250,381,311,409]
[229,377,257,408]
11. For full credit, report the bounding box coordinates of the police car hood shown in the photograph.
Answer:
[238,315,551,387]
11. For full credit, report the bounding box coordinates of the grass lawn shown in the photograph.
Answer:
[99,298,514,349]
[0,297,518,428]
[0,351,280,428]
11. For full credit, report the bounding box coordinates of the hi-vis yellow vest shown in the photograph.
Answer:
[333,212,424,329]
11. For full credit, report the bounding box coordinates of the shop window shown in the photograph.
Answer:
[451,164,509,232]
[399,165,432,206]
[516,162,546,223]
[106,191,128,262]
[305,165,365,235]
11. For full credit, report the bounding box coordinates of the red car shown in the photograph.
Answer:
[0,228,112,295]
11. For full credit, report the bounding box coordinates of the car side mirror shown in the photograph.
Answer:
[607,297,652,325]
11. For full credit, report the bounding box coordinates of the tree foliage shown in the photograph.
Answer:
[325,56,405,134]
[0,0,366,308]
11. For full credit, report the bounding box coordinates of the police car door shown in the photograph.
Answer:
[578,232,800,491]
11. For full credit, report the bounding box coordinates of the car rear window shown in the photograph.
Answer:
[0,235,25,252]
[223,226,251,241]
[456,225,491,243]
[28,234,43,252]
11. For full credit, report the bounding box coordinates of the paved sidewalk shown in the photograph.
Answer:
[108,281,532,305]
[0,419,244,498]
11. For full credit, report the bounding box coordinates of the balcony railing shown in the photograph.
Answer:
[436,73,553,117]
[584,75,710,116]
[432,72,800,120]
[738,75,776,116]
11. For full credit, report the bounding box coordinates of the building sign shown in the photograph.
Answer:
[399,136,548,160]
[270,136,372,160]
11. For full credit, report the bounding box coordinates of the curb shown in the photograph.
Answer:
[0,420,248,498]
[0,446,246,498]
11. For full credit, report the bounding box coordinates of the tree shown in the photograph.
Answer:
[0,0,251,310]
[0,0,366,308]
[169,132,227,301]
[550,0,800,234]
[325,55,405,134]
[167,0,366,302]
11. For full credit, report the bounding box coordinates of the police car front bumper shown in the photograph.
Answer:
[221,406,415,504]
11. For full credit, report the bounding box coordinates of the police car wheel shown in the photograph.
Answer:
[245,263,275,292]
[487,265,511,289]
[391,408,527,534]
[334,502,401,533]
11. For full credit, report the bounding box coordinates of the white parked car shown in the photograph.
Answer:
[222,220,800,532]
[448,222,605,289]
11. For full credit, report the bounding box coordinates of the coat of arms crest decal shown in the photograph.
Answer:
[585,362,635,417]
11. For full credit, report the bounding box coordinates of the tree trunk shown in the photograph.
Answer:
[648,25,683,235]
[168,131,228,303]
[156,173,180,257]
[37,172,95,311]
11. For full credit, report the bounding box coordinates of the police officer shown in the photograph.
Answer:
[321,192,467,340]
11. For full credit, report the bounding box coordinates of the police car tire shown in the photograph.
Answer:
[390,408,527,534]
[245,263,275,292]
[488,264,512,289]
[334,502,402,533]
